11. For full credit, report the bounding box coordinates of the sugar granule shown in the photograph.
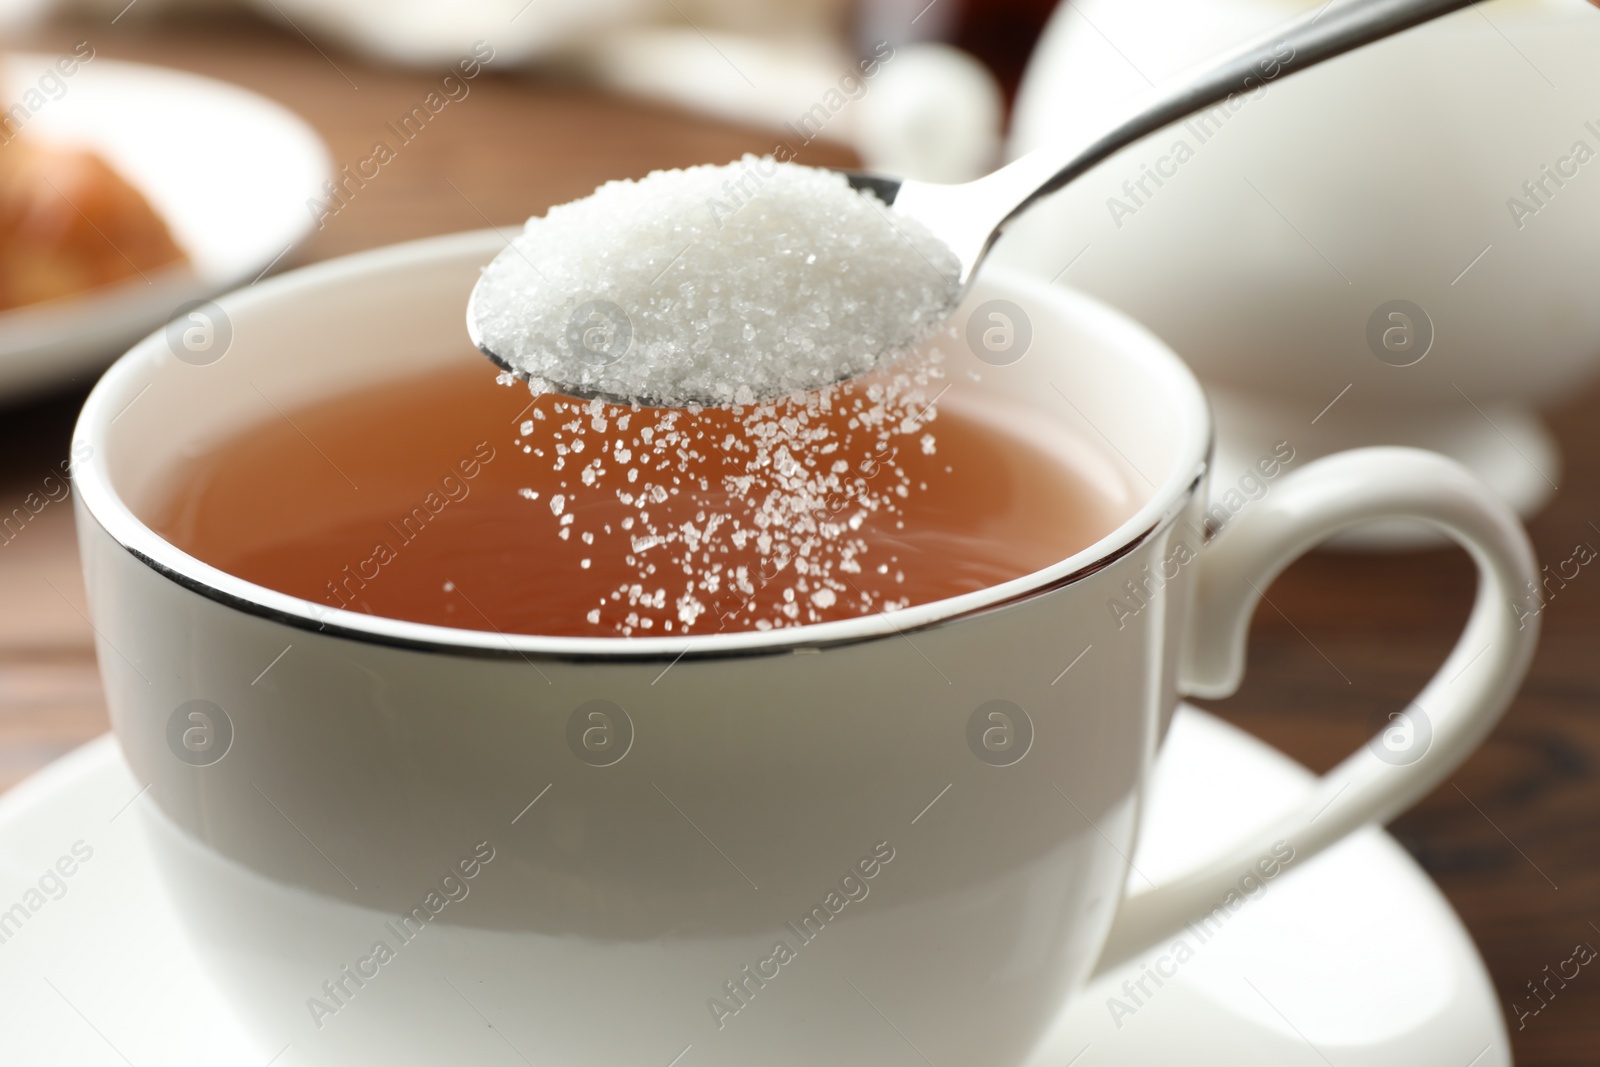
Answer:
[473,155,961,407]
[512,349,946,635]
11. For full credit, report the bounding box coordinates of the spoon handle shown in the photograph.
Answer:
[984,0,1479,234]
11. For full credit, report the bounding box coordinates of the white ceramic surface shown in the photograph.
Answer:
[70,231,1537,1066]
[0,709,1510,1066]
[1002,0,1600,527]
[1207,384,1562,548]
[0,50,330,401]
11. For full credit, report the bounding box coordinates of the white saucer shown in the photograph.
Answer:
[0,52,329,401]
[0,708,1509,1066]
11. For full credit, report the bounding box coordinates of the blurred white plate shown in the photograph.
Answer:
[0,50,330,401]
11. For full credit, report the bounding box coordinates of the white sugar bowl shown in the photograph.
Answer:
[998,0,1600,542]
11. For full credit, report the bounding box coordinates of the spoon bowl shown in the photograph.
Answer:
[471,0,1488,409]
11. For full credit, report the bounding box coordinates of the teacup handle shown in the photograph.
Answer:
[1092,446,1539,977]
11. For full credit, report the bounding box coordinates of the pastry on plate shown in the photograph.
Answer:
[0,118,187,311]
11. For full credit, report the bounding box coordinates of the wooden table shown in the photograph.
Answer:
[3,14,1597,1065]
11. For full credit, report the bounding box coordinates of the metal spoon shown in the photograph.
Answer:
[471,0,1481,408]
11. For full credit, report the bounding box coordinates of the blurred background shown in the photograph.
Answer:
[0,0,1596,1063]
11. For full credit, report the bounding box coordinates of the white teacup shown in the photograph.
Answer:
[72,231,1538,1066]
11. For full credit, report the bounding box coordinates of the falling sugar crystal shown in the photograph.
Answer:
[507,356,947,635]
[471,156,961,407]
